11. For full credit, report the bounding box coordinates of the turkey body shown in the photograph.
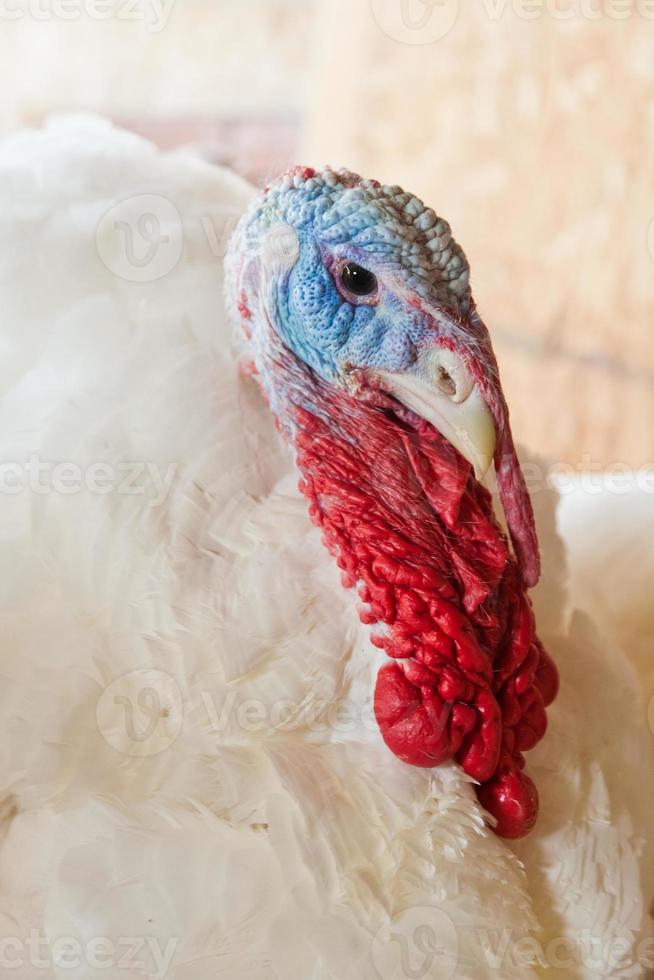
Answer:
[0,116,651,980]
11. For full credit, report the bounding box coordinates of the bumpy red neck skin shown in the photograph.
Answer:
[253,327,557,837]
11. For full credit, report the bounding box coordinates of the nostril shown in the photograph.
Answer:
[436,365,457,398]
[423,349,473,404]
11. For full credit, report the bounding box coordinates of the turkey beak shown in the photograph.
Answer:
[377,348,497,480]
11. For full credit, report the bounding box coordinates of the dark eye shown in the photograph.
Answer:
[340,262,378,299]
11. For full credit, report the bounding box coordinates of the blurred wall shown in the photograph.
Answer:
[303,0,654,468]
[0,0,319,180]
[0,0,316,123]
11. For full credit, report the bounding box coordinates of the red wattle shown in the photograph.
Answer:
[374,661,459,768]
[286,374,556,839]
[477,768,539,839]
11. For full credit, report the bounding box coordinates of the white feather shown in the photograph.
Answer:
[0,115,650,980]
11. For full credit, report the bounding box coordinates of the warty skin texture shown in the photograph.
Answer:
[226,165,558,837]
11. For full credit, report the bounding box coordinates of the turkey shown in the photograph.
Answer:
[0,115,651,980]
[226,162,557,842]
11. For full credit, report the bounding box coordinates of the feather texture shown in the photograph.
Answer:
[0,115,650,979]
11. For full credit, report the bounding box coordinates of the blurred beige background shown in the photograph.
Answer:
[0,0,318,181]
[1,0,652,468]
[303,0,654,470]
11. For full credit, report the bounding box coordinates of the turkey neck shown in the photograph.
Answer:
[252,324,555,838]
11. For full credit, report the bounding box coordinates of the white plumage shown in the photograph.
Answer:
[0,115,651,980]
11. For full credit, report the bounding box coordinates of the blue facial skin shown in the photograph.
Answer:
[228,171,541,591]
[238,171,472,392]
[276,232,427,384]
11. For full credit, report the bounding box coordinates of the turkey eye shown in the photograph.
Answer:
[340,262,378,298]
